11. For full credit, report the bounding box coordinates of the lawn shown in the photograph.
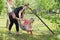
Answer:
[0,14,60,40]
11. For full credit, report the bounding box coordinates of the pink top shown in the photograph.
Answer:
[23,20,32,28]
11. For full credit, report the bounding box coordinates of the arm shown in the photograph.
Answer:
[11,12,19,20]
[19,8,25,18]
[19,18,26,21]
[19,8,26,21]
[21,18,26,21]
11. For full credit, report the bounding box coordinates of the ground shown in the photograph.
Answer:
[0,14,60,40]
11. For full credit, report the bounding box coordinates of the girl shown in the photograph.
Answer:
[19,18,34,34]
[6,0,15,28]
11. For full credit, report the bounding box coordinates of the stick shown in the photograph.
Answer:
[29,8,54,34]
[34,14,54,34]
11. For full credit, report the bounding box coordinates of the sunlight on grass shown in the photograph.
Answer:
[0,14,59,40]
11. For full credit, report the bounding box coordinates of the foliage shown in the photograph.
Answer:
[0,0,5,15]
[0,0,60,40]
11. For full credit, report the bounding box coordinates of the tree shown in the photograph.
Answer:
[0,0,5,15]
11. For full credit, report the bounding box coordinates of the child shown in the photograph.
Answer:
[6,0,13,28]
[19,18,34,34]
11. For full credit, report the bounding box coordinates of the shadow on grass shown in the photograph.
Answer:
[0,28,59,40]
[0,32,59,40]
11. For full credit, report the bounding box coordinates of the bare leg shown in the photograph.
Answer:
[27,30,32,34]
[30,30,32,35]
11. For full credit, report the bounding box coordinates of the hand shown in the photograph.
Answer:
[17,18,20,21]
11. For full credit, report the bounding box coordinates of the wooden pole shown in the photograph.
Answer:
[34,14,54,34]
[29,8,54,34]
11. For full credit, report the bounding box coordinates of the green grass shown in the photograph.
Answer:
[0,14,60,40]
